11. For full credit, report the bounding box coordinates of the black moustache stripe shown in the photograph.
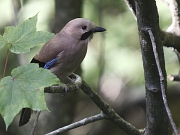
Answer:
[80,31,92,40]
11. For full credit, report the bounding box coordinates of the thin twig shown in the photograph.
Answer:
[80,80,141,135]
[44,74,141,135]
[2,49,10,78]
[169,49,180,82]
[30,111,41,135]
[148,29,179,135]
[45,112,107,135]
[124,0,136,19]
[169,74,180,81]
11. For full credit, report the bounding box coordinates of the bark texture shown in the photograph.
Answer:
[135,0,171,134]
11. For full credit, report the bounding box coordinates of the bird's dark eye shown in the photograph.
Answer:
[82,26,87,30]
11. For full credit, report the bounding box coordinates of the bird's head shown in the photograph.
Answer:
[62,18,106,41]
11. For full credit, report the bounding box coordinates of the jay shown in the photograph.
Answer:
[19,18,106,126]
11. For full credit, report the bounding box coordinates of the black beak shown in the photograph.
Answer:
[80,26,106,40]
[91,26,106,33]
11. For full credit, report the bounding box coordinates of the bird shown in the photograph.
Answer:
[19,18,106,126]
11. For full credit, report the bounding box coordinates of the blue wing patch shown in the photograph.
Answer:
[44,58,58,69]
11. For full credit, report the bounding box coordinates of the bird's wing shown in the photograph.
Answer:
[34,33,68,63]
[32,32,68,68]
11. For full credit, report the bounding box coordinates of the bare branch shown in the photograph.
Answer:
[169,49,180,81]
[44,85,75,93]
[124,0,136,18]
[80,80,141,135]
[45,112,107,135]
[148,29,179,135]
[124,0,180,53]
[169,74,180,81]
[31,111,41,135]
[167,0,180,35]
[44,74,141,135]
[44,73,82,94]
[161,31,180,52]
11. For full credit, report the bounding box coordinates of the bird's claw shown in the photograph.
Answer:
[61,84,68,96]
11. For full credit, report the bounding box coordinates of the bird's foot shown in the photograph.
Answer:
[61,84,68,96]
[68,73,82,94]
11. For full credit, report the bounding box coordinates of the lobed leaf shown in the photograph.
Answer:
[1,14,54,53]
[0,63,60,129]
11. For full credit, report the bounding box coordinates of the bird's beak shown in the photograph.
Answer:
[91,26,106,33]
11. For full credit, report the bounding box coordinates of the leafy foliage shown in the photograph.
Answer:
[0,14,54,53]
[0,63,60,129]
[0,14,60,129]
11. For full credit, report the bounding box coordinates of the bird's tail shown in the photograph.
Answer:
[19,108,32,126]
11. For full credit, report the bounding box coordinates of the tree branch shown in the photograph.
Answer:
[45,112,107,135]
[44,74,141,135]
[44,85,76,93]
[80,80,141,135]
[167,0,180,35]
[44,73,82,94]
[169,74,180,81]
[124,0,136,18]
[124,0,180,54]
[31,111,41,135]
[161,31,180,52]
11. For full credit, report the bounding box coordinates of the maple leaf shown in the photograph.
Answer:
[0,14,54,53]
[0,63,60,129]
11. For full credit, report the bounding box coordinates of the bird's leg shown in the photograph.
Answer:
[68,73,82,94]
[67,77,79,94]
[61,84,69,96]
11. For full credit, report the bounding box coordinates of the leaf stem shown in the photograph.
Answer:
[2,49,10,78]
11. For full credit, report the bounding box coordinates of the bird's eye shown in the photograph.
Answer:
[82,26,87,30]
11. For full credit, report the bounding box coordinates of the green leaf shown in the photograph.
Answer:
[2,14,54,53]
[0,63,60,129]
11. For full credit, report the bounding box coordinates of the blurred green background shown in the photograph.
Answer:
[0,0,179,135]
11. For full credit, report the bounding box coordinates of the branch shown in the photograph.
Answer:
[80,80,141,135]
[44,73,82,94]
[169,49,180,81]
[124,0,136,18]
[124,0,180,53]
[45,112,107,135]
[147,29,179,135]
[167,0,180,35]
[161,31,180,52]
[44,74,141,135]
[44,85,76,93]
[31,111,41,135]
[169,74,180,81]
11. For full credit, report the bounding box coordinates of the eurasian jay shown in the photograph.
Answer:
[19,18,106,126]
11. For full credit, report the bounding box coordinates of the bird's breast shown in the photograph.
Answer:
[50,41,88,79]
